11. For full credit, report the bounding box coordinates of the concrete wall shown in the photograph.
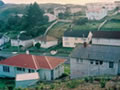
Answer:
[16,79,39,88]
[86,9,107,20]
[41,41,58,48]
[92,38,120,46]
[63,32,92,48]
[0,65,36,78]
[11,39,33,47]
[53,64,64,79]
[70,58,118,79]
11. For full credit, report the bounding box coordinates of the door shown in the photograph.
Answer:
[118,60,120,75]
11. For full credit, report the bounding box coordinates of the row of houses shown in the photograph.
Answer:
[62,30,120,47]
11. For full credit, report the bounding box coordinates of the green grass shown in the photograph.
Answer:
[64,64,70,75]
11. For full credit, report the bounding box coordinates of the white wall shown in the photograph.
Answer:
[11,39,33,47]
[70,58,118,79]
[0,65,36,78]
[92,38,120,46]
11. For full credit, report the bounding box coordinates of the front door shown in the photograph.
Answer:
[51,70,54,80]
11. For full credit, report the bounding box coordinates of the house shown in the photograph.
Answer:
[70,44,120,79]
[0,34,9,46]
[92,31,120,46]
[62,30,92,48]
[86,8,107,20]
[44,13,57,22]
[33,36,58,48]
[0,54,65,80]
[86,3,116,11]
[54,6,66,16]
[11,35,33,48]
[16,72,40,88]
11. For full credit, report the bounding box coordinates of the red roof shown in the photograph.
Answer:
[0,54,66,70]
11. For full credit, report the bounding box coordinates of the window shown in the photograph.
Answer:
[109,62,114,68]
[17,67,25,72]
[100,61,103,65]
[3,66,10,72]
[28,69,34,73]
[76,58,83,63]
[75,38,78,40]
[96,61,99,65]
[90,61,94,64]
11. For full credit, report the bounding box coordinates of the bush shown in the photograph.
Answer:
[84,77,89,82]
[74,18,88,25]
[100,78,106,88]
[66,80,80,88]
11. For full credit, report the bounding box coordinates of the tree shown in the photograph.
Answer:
[23,2,48,29]
[74,18,88,25]
[58,13,65,19]
[35,42,41,49]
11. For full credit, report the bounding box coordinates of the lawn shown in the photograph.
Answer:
[47,22,71,39]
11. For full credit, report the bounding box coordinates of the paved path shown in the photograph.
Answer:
[97,11,118,31]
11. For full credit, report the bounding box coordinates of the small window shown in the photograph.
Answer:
[3,66,10,72]
[90,61,94,64]
[28,69,34,73]
[76,58,83,63]
[96,61,99,65]
[100,61,103,65]
[109,62,114,68]
[17,67,25,72]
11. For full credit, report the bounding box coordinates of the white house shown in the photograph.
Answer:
[16,72,40,88]
[86,2,116,11]
[92,31,120,46]
[62,30,92,48]
[69,7,82,14]
[0,34,10,46]
[54,6,66,16]
[0,54,65,81]
[44,13,57,22]
[70,44,120,79]
[86,8,107,20]
[33,36,58,48]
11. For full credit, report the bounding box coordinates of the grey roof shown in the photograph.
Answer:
[70,44,120,62]
[64,30,90,37]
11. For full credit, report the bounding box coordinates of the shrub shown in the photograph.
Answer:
[50,84,55,89]
[66,80,80,88]
[84,77,89,82]
[100,78,106,88]
[89,77,94,83]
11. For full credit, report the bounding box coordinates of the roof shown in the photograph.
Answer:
[70,44,120,62]
[0,54,65,70]
[64,30,90,38]
[92,31,120,39]
[35,36,58,42]
[16,72,39,81]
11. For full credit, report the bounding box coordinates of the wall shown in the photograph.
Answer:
[92,38,120,46]
[11,39,33,47]
[0,65,36,78]
[70,58,118,79]
[53,64,64,79]
[40,41,58,48]
[16,79,39,88]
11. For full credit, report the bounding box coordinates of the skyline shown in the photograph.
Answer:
[2,0,117,5]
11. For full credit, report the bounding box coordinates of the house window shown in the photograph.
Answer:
[100,61,103,65]
[76,58,83,63]
[3,66,10,72]
[28,69,34,73]
[96,61,99,65]
[17,67,25,72]
[90,61,94,64]
[109,62,114,68]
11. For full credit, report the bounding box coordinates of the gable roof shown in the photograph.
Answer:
[64,30,90,38]
[70,44,120,62]
[0,54,65,70]
[16,72,39,81]
[92,31,120,39]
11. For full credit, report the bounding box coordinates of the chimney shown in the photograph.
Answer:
[26,50,29,54]
[83,42,87,48]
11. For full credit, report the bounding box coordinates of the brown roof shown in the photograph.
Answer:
[35,36,58,42]
[0,54,65,70]
[92,31,120,39]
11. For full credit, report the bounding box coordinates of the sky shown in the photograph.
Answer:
[2,0,118,5]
